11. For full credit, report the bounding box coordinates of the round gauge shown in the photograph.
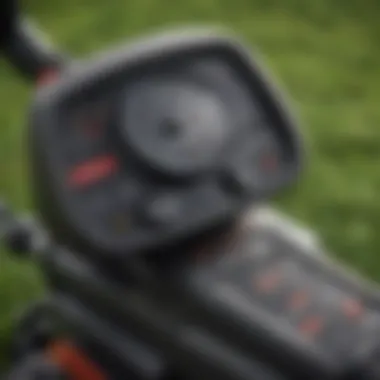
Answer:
[120,78,230,180]
[222,130,283,195]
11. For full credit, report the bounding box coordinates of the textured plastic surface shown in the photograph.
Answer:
[36,206,380,379]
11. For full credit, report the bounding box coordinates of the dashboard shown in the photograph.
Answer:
[30,30,302,259]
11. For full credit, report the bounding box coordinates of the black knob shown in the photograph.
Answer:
[3,221,33,257]
[141,193,183,226]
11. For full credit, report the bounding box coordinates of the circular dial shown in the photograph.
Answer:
[222,129,283,195]
[121,78,229,180]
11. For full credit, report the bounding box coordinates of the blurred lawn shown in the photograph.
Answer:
[1,0,380,366]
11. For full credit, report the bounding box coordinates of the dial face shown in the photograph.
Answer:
[32,36,301,257]
[121,78,229,179]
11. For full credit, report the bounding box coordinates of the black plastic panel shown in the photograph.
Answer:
[173,223,380,379]
[30,29,303,259]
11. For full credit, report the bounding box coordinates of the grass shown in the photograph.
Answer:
[1,0,380,367]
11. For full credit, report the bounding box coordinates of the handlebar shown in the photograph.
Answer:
[2,18,65,79]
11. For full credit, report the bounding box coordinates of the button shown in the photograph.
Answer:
[249,260,322,324]
[287,290,310,312]
[341,297,364,321]
[300,291,368,357]
[254,268,282,294]
[249,264,295,315]
[298,315,324,340]
[143,194,183,226]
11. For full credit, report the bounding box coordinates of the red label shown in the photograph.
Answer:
[48,340,107,380]
[68,155,119,188]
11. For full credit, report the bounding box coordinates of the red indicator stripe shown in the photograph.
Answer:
[68,155,119,188]
[298,316,324,339]
[37,68,60,87]
[47,340,107,380]
[341,298,364,320]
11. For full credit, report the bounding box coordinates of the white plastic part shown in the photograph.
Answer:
[245,205,322,256]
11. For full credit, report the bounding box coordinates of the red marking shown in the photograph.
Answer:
[288,291,309,311]
[298,316,323,339]
[342,298,364,320]
[47,340,107,380]
[254,269,282,293]
[68,155,118,188]
[37,68,60,87]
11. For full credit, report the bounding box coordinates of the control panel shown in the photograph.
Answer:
[178,217,380,379]
[29,29,302,258]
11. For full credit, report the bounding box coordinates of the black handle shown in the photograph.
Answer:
[0,0,18,48]
[2,18,66,80]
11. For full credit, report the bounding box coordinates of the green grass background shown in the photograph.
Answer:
[1,0,380,367]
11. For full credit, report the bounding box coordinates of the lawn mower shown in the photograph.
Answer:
[1,0,380,379]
